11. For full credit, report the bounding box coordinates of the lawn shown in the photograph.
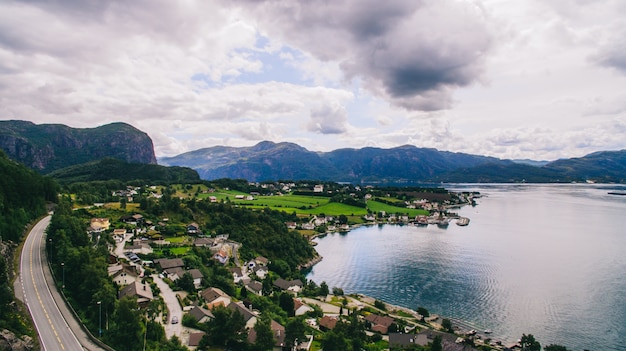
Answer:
[366,200,429,216]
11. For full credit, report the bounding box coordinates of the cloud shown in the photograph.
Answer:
[228,0,493,111]
[308,102,348,134]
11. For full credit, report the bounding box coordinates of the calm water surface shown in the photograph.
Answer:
[307,184,626,350]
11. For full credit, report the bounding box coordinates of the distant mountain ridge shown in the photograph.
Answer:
[0,120,156,173]
[159,141,504,182]
[160,141,626,183]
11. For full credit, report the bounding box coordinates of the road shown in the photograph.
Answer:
[19,215,105,351]
[152,275,183,339]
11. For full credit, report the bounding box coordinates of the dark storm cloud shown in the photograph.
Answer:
[229,0,492,110]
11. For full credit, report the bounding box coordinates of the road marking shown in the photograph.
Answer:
[28,225,66,350]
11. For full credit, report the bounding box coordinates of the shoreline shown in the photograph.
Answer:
[304,225,515,349]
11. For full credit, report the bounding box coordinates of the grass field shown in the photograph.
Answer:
[366,200,428,216]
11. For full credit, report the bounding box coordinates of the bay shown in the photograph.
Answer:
[307,184,626,351]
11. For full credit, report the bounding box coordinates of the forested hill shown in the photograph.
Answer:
[0,120,157,173]
[0,150,58,242]
[0,149,58,340]
[48,158,201,184]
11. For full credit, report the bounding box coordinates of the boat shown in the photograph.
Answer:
[484,329,492,334]
[608,192,626,196]
[436,218,450,228]
[456,217,470,226]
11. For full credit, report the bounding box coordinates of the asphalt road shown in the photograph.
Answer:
[152,275,183,339]
[19,215,91,351]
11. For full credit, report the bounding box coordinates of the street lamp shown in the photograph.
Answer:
[61,262,65,289]
[97,301,102,337]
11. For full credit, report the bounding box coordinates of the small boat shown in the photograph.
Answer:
[608,192,626,196]
[484,329,492,334]
[456,217,470,226]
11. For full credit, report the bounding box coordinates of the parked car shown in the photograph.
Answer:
[171,316,178,324]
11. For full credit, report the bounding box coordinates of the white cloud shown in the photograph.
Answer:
[0,0,625,161]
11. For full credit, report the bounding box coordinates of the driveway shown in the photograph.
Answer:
[152,275,183,339]
[114,233,133,258]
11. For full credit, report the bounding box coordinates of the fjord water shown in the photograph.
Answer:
[307,184,626,350]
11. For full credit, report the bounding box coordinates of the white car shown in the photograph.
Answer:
[171,316,178,324]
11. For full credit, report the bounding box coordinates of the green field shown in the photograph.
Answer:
[197,189,429,218]
[366,200,429,216]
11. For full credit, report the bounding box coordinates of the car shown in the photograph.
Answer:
[171,316,178,324]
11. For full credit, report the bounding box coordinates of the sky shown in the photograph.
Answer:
[1,0,626,161]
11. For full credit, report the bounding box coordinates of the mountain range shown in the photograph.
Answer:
[2,120,625,183]
[159,141,626,183]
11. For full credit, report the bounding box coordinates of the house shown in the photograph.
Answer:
[154,258,184,270]
[318,315,338,331]
[110,264,139,286]
[186,222,200,234]
[112,228,127,242]
[227,302,257,329]
[200,287,231,309]
[301,222,315,230]
[313,184,324,193]
[194,237,214,247]
[247,320,285,351]
[119,281,153,307]
[273,278,303,294]
[365,313,395,334]
[164,267,185,281]
[209,196,217,203]
[90,218,110,231]
[389,330,465,351]
[188,332,206,347]
[252,265,268,279]
[213,249,229,264]
[293,298,313,316]
[255,256,269,266]
[188,268,204,288]
[246,280,263,296]
[188,306,214,324]
[285,222,297,230]
[229,267,244,283]
[126,242,153,255]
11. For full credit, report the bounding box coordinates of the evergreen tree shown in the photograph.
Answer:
[252,317,275,351]
[106,297,144,351]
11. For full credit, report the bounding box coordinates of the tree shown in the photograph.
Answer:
[106,297,144,351]
[321,330,350,351]
[176,272,196,293]
[441,318,453,332]
[285,318,306,349]
[279,292,295,317]
[544,345,569,351]
[252,317,275,351]
[416,306,429,320]
[431,335,443,351]
[319,281,329,296]
[205,305,247,348]
[520,334,541,351]
[374,299,386,310]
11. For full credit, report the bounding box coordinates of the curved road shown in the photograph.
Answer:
[19,215,101,351]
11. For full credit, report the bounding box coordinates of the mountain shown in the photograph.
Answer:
[0,120,157,173]
[160,141,340,181]
[544,150,626,183]
[159,141,504,182]
[435,150,626,183]
[48,158,200,184]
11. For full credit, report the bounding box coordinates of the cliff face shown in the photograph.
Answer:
[0,120,156,173]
